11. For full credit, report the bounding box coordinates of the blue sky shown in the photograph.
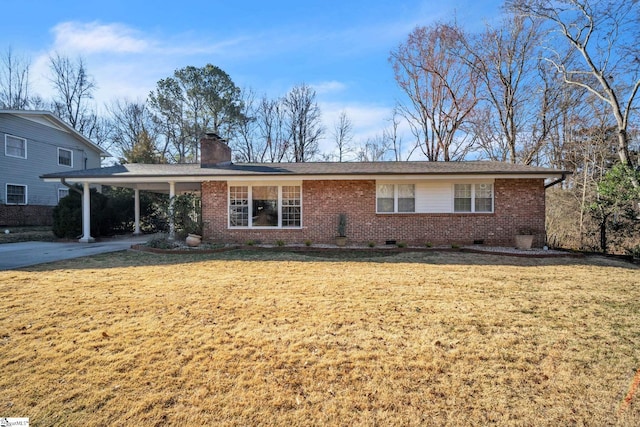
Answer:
[3,0,504,155]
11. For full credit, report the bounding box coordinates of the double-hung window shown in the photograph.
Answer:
[281,186,301,227]
[6,184,27,205]
[229,184,302,228]
[377,184,415,213]
[229,186,249,227]
[454,183,493,213]
[58,148,73,167]
[5,135,26,159]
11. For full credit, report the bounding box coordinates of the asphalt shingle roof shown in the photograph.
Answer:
[42,161,568,180]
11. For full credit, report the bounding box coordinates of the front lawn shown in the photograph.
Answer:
[0,250,638,426]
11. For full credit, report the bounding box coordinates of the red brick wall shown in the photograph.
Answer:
[201,178,546,247]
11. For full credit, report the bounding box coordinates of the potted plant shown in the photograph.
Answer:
[184,219,203,247]
[515,228,535,250]
[336,213,347,246]
[186,233,202,247]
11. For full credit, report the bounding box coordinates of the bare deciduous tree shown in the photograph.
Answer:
[464,15,545,163]
[257,95,289,162]
[0,47,32,109]
[106,99,164,163]
[355,135,391,162]
[390,23,479,161]
[49,53,97,136]
[332,111,354,162]
[232,87,259,162]
[509,0,640,186]
[283,83,323,162]
[386,107,406,161]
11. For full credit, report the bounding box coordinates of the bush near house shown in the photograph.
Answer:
[52,187,174,239]
[52,188,113,238]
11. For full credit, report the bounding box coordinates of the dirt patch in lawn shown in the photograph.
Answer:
[0,250,639,426]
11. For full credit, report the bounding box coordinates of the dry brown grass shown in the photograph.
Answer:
[1,249,639,426]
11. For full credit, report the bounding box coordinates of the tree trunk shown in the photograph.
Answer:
[599,214,610,253]
[617,129,640,187]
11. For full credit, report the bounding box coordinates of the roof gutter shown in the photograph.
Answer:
[544,172,568,189]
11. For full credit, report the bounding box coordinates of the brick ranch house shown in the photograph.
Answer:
[42,134,569,247]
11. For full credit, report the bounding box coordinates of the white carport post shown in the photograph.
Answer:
[168,181,176,240]
[133,188,141,235]
[79,181,95,243]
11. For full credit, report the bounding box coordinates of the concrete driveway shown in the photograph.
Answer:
[0,235,150,270]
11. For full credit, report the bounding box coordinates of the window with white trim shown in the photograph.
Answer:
[5,135,26,159]
[58,188,69,202]
[474,183,493,212]
[229,184,302,228]
[229,186,249,227]
[454,183,493,213]
[281,186,301,227]
[376,184,415,213]
[58,147,73,167]
[6,184,27,205]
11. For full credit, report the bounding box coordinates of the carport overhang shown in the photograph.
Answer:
[42,175,204,242]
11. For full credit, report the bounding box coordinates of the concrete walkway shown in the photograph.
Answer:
[0,235,150,270]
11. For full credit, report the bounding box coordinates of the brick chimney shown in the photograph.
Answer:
[200,132,231,167]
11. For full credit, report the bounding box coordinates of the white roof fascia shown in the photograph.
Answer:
[43,172,565,184]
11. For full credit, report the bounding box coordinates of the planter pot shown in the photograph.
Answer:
[335,236,347,247]
[515,234,534,250]
[186,233,202,247]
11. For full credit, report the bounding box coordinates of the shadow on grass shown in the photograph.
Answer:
[16,246,638,272]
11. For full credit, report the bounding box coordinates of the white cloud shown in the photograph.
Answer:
[51,21,150,54]
[37,21,255,106]
[311,81,347,95]
[319,101,392,154]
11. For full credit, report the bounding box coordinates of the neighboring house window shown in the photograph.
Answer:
[6,184,27,205]
[454,183,493,213]
[5,135,27,159]
[229,184,302,228]
[376,184,415,213]
[58,148,73,167]
[58,188,69,202]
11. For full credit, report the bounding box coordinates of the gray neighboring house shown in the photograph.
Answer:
[0,110,109,226]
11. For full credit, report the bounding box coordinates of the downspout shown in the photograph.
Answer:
[61,178,83,195]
